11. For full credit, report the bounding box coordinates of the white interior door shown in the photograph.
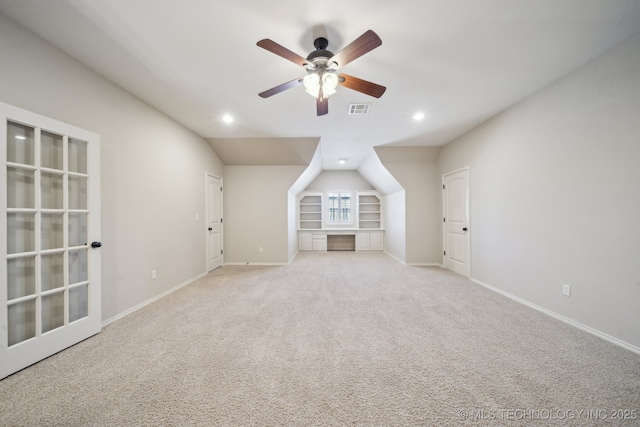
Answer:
[1,102,101,379]
[206,173,222,271]
[443,168,470,277]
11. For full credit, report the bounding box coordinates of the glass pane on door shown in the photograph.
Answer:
[41,172,64,209]
[7,212,35,254]
[41,131,63,170]
[41,253,64,292]
[7,256,36,300]
[69,249,88,285]
[41,213,64,250]
[69,284,89,322]
[7,167,35,209]
[42,291,65,333]
[8,299,36,346]
[7,121,34,165]
[68,138,87,174]
[68,213,87,247]
[68,176,88,210]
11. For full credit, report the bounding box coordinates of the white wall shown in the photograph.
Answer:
[357,149,403,196]
[287,190,298,262]
[306,170,374,191]
[376,147,442,265]
[357,150,405,261]
[288,144,323,261]
[224,165,306,264]
[438,32,640,349]
[0,14,224,322]
[382,191,406,262]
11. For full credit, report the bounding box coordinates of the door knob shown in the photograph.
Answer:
[462,227,468,231]
[208,227,213,231]
[91,241,102,248]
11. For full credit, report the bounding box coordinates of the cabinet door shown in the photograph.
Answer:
[370,231,384,251]
[299,231,312,250]
[356,232,370,251]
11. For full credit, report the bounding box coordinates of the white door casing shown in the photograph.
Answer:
[205,173,222,271]
[1,102,101,379]
[443,167,470,277]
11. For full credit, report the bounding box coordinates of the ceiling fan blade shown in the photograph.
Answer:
[258,77,304,98]
[338,74,386,98]
[328,30,382,68]
[317,98,328,116]
[257,39,309,67]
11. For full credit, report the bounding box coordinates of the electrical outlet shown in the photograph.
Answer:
[195,213,200,221]
[152,270,157,280]
[259,247,263,253]
[562,284,571,297]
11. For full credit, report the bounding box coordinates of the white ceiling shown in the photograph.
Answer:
[2,0,640,169]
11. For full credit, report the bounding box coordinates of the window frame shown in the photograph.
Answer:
[324,190,354,228]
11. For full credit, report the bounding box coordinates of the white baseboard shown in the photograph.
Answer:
[102,272,207,328]
[470,277,640,355]
[384,250,443,268]
[408,263,444,267]
[224,262,288,266]
[384,251,406,265]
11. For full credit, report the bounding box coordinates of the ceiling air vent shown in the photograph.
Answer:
[348,103,371,115]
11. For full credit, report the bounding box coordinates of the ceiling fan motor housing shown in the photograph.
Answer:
[307,37,334,63]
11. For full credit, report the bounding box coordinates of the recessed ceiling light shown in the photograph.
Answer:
[413,112,425,121]
[338,158,348,164]
[222,114,234,123]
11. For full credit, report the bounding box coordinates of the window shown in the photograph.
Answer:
[326,191,352,225]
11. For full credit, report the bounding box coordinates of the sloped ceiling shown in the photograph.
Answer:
[1,0,640,169]
[207,137,319,166]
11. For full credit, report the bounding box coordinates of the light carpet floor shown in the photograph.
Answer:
[1,252,639,426]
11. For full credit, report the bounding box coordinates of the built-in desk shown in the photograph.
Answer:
[298,229,384,251]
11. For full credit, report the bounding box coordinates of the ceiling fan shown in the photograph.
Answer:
[257,30,386,116]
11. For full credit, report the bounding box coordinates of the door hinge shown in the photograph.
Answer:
[443,184,445,189]
[220,218,223,223]
[443,217,446,222]
[221,249,223,255]
[444,250,446,256]
[220,187,222,191]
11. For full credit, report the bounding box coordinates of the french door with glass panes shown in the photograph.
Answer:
[1,102,101,379]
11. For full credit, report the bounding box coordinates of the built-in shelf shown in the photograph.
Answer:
[357,191,382,229]
[298,193,322,230]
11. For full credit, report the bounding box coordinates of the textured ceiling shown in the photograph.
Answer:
[1,0,640,169]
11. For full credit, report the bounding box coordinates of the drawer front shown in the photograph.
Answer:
[312,234,327,251]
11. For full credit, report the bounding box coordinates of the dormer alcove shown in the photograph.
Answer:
[297,170,382,252]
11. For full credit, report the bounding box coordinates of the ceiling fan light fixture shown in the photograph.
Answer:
[303,69,338,100]
[303,73,320,98]
[322,72,338,97]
